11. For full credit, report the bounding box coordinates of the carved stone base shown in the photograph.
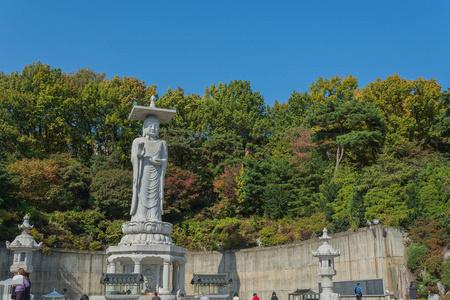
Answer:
[122,220,173,235]
[119,220,173,246]
[320,293,340,300]
[119,233,172,245]
[159,294,177,300]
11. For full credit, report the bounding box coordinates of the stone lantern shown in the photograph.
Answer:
[6,214,42,273]
[311,228,341,300]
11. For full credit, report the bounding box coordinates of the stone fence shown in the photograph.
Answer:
[0,226,412,300]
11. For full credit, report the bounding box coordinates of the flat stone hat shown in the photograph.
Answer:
[129,95,176,123]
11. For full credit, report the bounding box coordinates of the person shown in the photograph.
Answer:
[13,268,30,300]
[24,273,31,300]
[80,293,89,300]
[233,293,239,300]
[178,293,185,300]
[271,292,278,300]
[130,116,168,222]
[62,288,68,295]
[152,292,161,300]
[200,293,209,300]
[355,283,362,300]
[409,282,418,299]
[253,293,259,300]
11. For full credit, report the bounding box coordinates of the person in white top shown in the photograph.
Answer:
[200,294,209,300]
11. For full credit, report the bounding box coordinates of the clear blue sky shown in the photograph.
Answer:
[1,0,449,107]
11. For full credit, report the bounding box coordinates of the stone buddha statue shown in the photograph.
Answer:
[119,96,176,246]
[131,116,168,222]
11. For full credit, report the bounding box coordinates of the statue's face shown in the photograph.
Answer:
[143,118,160,138]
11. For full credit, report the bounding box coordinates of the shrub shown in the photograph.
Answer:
[442,256,450,286]
[406,243,430,271]
[424,255,444,278]
[259,222,278,247]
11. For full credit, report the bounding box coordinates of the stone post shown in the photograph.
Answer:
[172,263,179,293]
[161,260,171,294]
[178,263,186,296]
[133,257,143,274]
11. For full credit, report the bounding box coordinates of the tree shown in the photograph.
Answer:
[406,243,430,271]
[359,74,443,146]
[157,87,203,130]
[289,128,329,217]
[90,169,132,220]
[201,80,271,151]
[361,152,422,226]
[309,75,358,106]
[239,157,272,215]
[8,153,91,212]
[268,91,310,132]
[431,88,450,152]
[92,75,157,165]
[306,98,384,176]
[0,62,75,157]
[212,164,244,218]
[263,183,290,220]
[163,163,204,223]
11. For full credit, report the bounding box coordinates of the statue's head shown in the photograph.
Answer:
[143,116,160,138]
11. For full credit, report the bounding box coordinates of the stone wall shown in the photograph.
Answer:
[0,244,106,300]
[184,226,410,300]
[0,226,411,300]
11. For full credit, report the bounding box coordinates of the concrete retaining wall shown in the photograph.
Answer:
[0,226,411,300]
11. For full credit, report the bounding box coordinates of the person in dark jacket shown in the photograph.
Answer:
[409,282,418,299]
[271,292,278,300]
[80,293,89,300]
[152,292,161,300]
[24,273,31,300]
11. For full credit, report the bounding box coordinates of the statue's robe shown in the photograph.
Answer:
[130,136,168,221]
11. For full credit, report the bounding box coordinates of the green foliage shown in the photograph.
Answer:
[361,151,423,226]
[263,183,290,220]
[422,270,439,286]
[259,222,278,247]
[309,74,359,105]
[90,169,132,220]
[201,80,270,150]
[269,91,310,132]
[240,157,271,215]
[8,153,91,212]
[1,63,449,257]
[359,74,443,146]
[36,210,108,249]
[406,243,430,271]
[212,164,244,218]
[441,256,450,286]
[327,167,366,231]
[213,218,257,250]
[0,156,15,208]
[307,97,384,176]
[424,255,444,279]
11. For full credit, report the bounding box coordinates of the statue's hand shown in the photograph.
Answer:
[137,142,145,158]
[149,157,162,165]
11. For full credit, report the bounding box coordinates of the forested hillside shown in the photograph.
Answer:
[1,62,449,293]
